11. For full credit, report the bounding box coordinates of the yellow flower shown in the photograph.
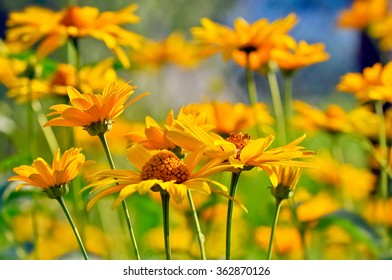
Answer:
[370,14,392,50]
[125,110,177,150]
[296,191,341,222]
[337,0,387,30]
[8,148,85,198]
[131,32,202,69]
[83,144,230,210]
[182,101,274,136]
[6,5,143,68]
[337,62,392,102]
[192,14,298,69]
[44,81,148,136]
[308,152,376,200]
[254,226,303,259]
[293,101,354,134]
[271,40,329,72]
[49,58,119,96]
[268,165,303,200]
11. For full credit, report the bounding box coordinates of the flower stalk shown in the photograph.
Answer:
[56,196,89,260]
[267,198,282,260]
[225,171,241,260]
[97,132,141,260]
[187,189,206,260]
[161,192,172,260]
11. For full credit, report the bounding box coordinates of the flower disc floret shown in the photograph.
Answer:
[140,150,190,183]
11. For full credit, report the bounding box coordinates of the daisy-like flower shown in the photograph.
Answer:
[8,147,85,199]
[271,39,329,74]
[44,81,148,136]
[131,32,202,69]
[6,4,143,68]
[83,144,230,210]
[191,14,298,70]
[337,0,387,30]
[336,62,392,102]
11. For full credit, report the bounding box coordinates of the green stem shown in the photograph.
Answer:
[246,66,258,105]
[56,196,89,260]
[161,192,172,260]
[68,37,81,89]
[31,100,59,156]
[283,75,294,139]
[225,171,241,260]
[267,71,286,145]
[187,189,206,260]
[97,133,141,260]
[267,198,282,260]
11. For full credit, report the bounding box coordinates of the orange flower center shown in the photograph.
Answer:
[50,64,76,87]
[238,45,258,55]
[140,150,190,183]
[226,132,250,159]
[60,6,93,35]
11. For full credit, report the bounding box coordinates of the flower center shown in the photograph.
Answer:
[238,45,258,55]
[60,6,94,36]
[50,64,76,87]
[140,150,190,183]
[226,132,250,159]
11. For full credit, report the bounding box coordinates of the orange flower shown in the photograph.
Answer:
[8,148,85,198]
[44,81,148,136]
[271,40,329,72]
[192,14,298,69]
[337,0,387,30]
[131,32,202,69]
[6,5,143,68]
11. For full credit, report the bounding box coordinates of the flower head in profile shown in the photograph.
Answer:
[267,165,302,200]
[192,14,298,70]
[271,40,329,74]
[8,148,85,199]
[6,4,143,68]
[131,32,202,69]
[44,81,148,136]
[83,144,230,210]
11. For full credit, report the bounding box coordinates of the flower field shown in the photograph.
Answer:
[0,0,391,260]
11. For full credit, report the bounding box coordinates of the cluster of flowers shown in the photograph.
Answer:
[1,0,391,260]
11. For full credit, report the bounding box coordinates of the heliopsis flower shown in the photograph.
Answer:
[8,147,85,199]
[191,14,298,70]
[370,14,392,50]
[337,62,392,102]
[181,101,274,136]
[268,165,302,200]
[293,101,354,134]
[6,4,143,68]
[271,40,329,73]
[83,144,231,210]
[337,0,387,30]
[44,81,148,136]
[131,32,202,69]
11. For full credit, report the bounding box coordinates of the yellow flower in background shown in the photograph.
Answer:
[296,191,341,222]
[131,32,202,69]
[337,0,387,29]
[307,152,376,200]
[83,144,231,210]
[254,226,303,259]
[11,213,109,259]
[370,14,392,51]
[44,82,148,136]
[192,14,298,69]
[49,58,119,95]
[293,101,355,134]
[182,101,274,136]
[271,40,329,72]
[337,62,392,102]
[8,148,85,198]
[6,4,143,68]
[362,198,392,227]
